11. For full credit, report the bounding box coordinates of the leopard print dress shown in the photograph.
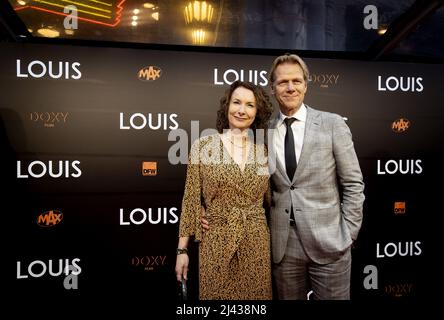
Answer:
[179,133,272,300]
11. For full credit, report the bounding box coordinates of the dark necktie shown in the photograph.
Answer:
[284,117,297,181]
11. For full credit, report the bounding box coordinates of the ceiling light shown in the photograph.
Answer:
[151,12,159,21]
[184,1,214,24]
[378,24,388,35]
[37,27,60,38]
[143,3,155,9]
[191,29,206,45]
[133,9,140,15]
[131,21,138,26]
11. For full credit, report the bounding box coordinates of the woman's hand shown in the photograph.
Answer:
[175,253,189,282]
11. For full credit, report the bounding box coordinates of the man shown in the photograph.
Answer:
[203,53,365,300]
[265,53,364,300]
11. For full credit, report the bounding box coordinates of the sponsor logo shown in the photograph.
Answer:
[17,160,82,178]
[29,112,69,128]
[16,59,81,79]
[384,283,414,298]
[138,66,162,81]
[119,112,179,130]
[142,162,157,176]
[37,210,63,227]
[131,255,167,271]
[377,159,422,175]
[16,258,81,279]
[120,208,179,225]
[308,74,339,88]
[376,241,422,258]
[378,75,423,92]
[392,118,410,133]
[214,68,268,86]
[394,202,406,215]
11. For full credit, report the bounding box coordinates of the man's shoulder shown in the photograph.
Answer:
[307,105,344,122]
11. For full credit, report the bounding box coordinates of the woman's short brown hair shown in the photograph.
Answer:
[216,80,273,134]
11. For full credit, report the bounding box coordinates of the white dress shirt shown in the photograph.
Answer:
[275,104,307,174]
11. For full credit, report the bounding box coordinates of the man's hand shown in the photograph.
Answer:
[200,206,210,231]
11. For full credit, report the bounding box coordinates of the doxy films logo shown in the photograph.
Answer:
[29,112,69,128]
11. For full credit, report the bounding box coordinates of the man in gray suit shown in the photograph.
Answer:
[202,53,364,300]
[267,53,364,300]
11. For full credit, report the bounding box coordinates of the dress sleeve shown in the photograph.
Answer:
[178,139,203,242]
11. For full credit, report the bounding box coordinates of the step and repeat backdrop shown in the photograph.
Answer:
[1,42,439,301]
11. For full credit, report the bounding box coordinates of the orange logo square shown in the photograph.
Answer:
[142,162,157,176]
[394,202,406,214]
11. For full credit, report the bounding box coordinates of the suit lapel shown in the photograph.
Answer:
[292,106,320,183]
[268,115,290,183]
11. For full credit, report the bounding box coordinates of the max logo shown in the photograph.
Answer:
[392,118,410,133]
[37,210,63,227]
[138,66,162,81]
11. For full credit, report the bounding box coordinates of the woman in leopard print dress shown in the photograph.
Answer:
[175,81,274,300]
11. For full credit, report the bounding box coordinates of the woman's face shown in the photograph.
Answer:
[227,86,257,131]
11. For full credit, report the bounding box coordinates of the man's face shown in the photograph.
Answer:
[272,62,307,116]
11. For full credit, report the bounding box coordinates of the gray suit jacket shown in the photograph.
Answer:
[268,106,365,264]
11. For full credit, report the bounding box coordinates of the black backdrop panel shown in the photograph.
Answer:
[1,42,441,301]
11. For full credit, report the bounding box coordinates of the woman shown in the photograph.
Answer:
[175,81,274,300]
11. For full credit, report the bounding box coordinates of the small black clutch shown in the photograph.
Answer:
[178,279,188,301]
